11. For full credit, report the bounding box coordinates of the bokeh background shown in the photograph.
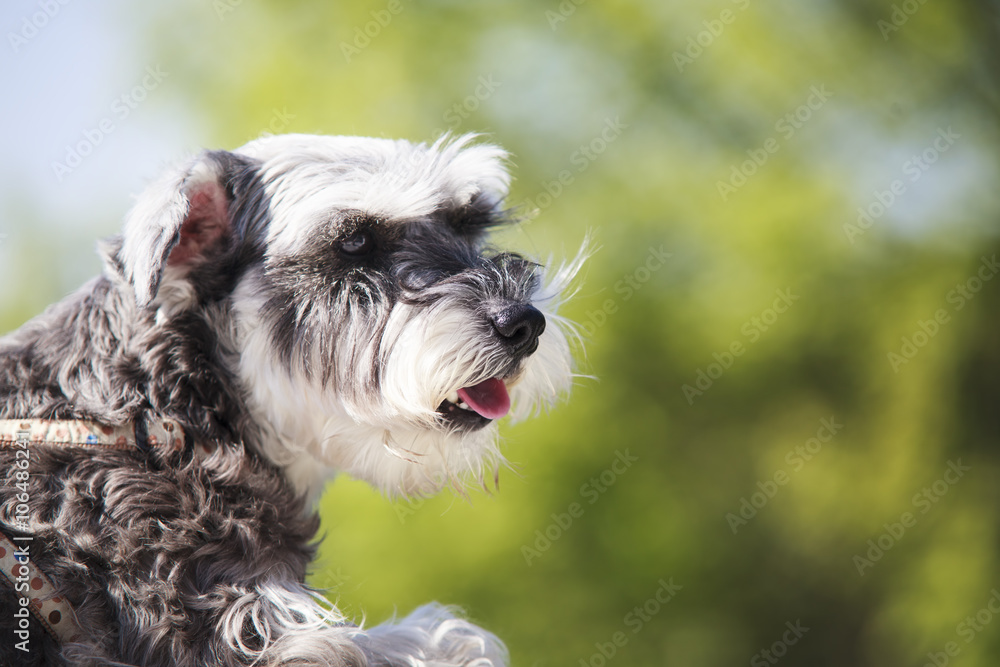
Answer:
[3,1,1000,665]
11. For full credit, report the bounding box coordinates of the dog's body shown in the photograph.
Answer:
[0,134,578,666]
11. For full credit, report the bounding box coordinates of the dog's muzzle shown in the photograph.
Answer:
[435,303,546,431]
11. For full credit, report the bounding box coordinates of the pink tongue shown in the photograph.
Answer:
[457,378,511,419]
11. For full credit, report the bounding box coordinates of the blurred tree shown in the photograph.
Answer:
[3,0,1000,665]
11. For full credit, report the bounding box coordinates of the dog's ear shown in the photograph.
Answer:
[120,151,235,308]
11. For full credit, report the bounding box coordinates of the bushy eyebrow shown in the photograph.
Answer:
[442,192,509,233]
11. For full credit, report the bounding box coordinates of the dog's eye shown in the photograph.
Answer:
[339,230,375,256]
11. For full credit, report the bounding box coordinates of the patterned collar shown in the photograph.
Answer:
[0,417,186,452]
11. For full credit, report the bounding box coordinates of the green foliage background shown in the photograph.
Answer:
[7,1,1000,665]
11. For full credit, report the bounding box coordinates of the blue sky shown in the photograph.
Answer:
[1,1,200,304]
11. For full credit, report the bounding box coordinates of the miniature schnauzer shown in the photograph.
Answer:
[0,134,581,666]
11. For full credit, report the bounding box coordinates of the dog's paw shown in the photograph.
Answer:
[365,603,509,667]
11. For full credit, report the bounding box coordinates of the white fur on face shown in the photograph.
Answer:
[229,135,583,502]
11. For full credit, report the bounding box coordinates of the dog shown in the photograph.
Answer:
[0,133,581,666]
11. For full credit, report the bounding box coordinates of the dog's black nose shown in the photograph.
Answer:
[490,304,546,355]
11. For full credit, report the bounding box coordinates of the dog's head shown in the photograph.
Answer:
[112,134,581,499]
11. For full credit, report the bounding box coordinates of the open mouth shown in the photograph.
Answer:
[436,377,511,430]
